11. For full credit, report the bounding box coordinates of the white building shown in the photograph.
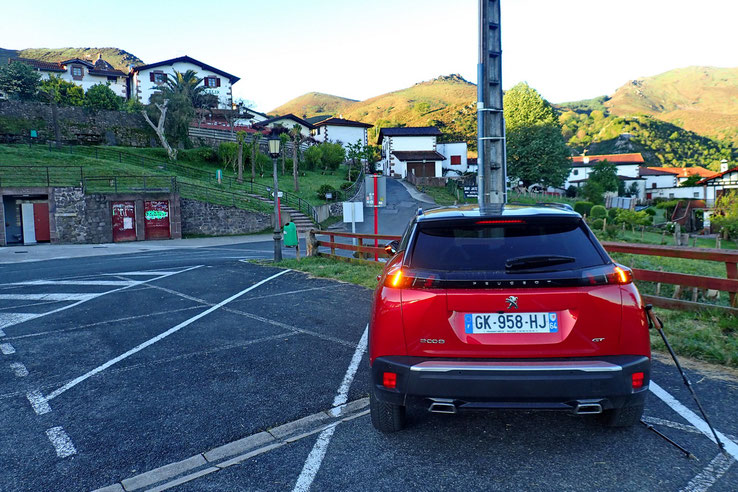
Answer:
[254,114,314,138]
[640,167,678,198]
[378,127,444,178]
[130,55,239,109]
[697,161,738,207]
[436,142,469,175]
[311,117,372,148]
[10,55,127,99]
[566,153,643,188]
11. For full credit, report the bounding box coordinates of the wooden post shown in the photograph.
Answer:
[358,237,364,259]
[306,230,318,257]
[691,287,698,302]
[726,261,737,307]
[330,234,335,257]
[602,217,607,232]
[655,267,663,296]
[672,285,682,299]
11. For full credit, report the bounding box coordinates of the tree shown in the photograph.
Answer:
[290,124,310,192]
[680,174,702,187]
[711,192,738,241]
[581,159,618,204]
[504,83,571,187]
[346,140,363,181]
[147,90,193,152]
[279,133,289,175]
[321,143,345,172]
[236,131,246,183]
[303,145,323,171]
[141,100,177,160]
[0,61,40,100]
[84,83,122,111]
[39,75,84,106]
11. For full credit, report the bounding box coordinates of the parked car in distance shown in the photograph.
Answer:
[369,204,650,432]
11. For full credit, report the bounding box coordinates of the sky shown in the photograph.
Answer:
[2,0,738,111]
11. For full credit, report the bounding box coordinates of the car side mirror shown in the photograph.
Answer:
[384,240,400,256]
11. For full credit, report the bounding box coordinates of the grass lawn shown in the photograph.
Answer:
[596,227,737,250]
[280,255,738,368]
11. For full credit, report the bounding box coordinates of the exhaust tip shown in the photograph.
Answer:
[574,403,603,415]
[428,398,457,414]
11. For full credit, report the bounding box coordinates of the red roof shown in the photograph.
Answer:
[571,153,644,167]
[655,166,716,178]
[9,57,65,72]
[697,165,738,185]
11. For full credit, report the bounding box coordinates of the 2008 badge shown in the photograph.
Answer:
[420,339,445,344]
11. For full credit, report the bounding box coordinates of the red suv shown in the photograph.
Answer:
[369,204,650,432]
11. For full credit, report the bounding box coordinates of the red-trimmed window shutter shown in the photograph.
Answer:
[215,77,221,87]
[150,72,155,82]
[451,155,461,165]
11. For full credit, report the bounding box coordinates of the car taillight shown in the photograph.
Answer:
[383,372,397,389]
[383,267,438,289]
[583,264,634,286]
[632,372,645,389]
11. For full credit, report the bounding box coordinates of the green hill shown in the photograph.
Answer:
[0,47,144,71]
[271,75,479,148]
[562,66,738,145]
[270,92,357,119]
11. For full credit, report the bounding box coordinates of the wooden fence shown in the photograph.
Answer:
[307,231,738,314]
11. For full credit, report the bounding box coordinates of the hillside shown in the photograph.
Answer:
[270,92,357,119]
[272,75,479,147]
[604,66,738,144]
[0,47,144,71]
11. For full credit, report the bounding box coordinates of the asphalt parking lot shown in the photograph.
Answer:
[0,240,736,491]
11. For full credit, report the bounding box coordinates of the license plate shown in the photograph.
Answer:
[464,312,558,334]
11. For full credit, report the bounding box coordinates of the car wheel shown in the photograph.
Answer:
[370,387,406,433]
[600,404,644,427]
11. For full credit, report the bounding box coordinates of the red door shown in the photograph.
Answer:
[144,201,171,240]
[112,201,137,242]
[33,203,50,242]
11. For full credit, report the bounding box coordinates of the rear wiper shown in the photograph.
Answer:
[505,255,576,271]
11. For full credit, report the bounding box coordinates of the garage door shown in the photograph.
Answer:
[112,201,136,242]
[407,162,435,178]
[144,200,171,240]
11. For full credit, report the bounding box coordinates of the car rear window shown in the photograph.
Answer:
[408,218,606,272]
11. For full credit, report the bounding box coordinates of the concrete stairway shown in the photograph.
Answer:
[247,194,316,232]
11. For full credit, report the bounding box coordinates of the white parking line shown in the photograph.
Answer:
[9,280,135,287]
[9,362,28,377]
[1,343,16,355]
[27,390,52,415]
[292,324,368,492]
[45,426,76,458]
[0,293,98,301]
[680,453,735,492]
[650,381,738,460]
[44,269,290,402]
[0,313,41,329]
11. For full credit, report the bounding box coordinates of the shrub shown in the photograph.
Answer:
[340,181,354,191]
[84,83,123,111]
[574,201,594,216]
[180,147,217,163]
[607,208,618,219]
[321,142,346,171]
[644,207,656,216]
[303,145,323,171]
[317,184,337,200]
[591,218,605,230]
[590,205,607,219]
[603,224,621,240]
[565,185,578,198]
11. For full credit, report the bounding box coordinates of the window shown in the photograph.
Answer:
[573,169,579,176]
[205,77,220,88]
[694,192,699,198]
[151,72,167,84]
[652,183,657,189]
[669,193,675,198]
[72,66,83,77]
[450,155,461,165]
[107,76,117,82]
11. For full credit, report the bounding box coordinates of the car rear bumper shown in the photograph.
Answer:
[371,355,650,412]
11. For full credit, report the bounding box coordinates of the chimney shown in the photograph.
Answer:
[721,159,729,173]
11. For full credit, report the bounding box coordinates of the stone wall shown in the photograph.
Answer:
[181,198,270,236]
[0,100,155,147]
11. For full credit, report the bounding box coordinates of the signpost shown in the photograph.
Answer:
[365,174,386,261]
[342,201,364,246]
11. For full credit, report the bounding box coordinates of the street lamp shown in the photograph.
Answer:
[268,135,283,262]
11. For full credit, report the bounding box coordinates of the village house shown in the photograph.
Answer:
[436,142,470,176]
[311,117,372,148]
[565,153,643,189]
[254,114,314,138]
[129,55,239,109]
[378,127,444,179]
[9,55,128,99]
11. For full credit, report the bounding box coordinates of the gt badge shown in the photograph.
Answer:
[506,296,519,310]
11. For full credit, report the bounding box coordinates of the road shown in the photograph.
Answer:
[349,178,435,236]
[0,240,736,491]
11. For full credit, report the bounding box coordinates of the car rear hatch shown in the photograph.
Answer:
[398,215,626,359]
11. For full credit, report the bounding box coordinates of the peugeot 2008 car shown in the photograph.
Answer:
[369,204,650,432]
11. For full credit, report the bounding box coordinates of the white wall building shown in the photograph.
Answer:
[130,56,239,109]
[436,142,469,175]
[378,127,444,178]
[10,55,127,99]
[255,114,314,138]
[566,153,644,188]
[697,162,738,207]
[311,117,372,148]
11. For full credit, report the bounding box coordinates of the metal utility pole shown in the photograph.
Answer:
[477,0,507,210]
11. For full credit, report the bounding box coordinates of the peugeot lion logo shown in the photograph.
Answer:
[506,296,519,309]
